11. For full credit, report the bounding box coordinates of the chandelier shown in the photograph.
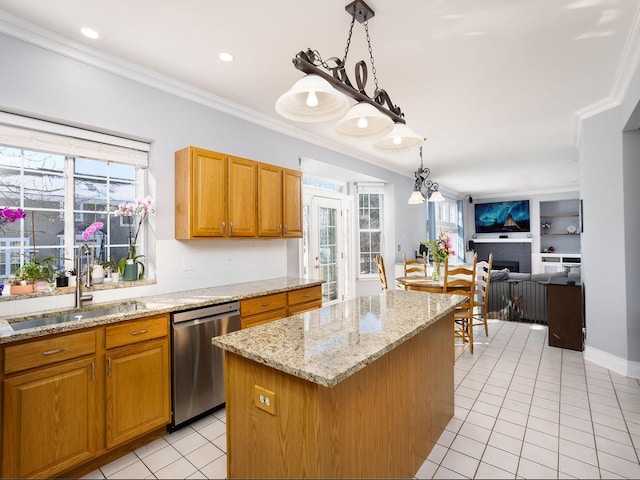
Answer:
[275,0,424,152]
[408,146,444,204]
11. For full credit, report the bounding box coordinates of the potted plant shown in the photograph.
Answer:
[113,196,154,281]
[17,256,57,293]
[55,268,69,288]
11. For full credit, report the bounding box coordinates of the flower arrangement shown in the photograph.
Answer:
[0,207,26,232]
[112,196,154,280]
[422,232,455,280]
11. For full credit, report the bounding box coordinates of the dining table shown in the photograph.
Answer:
[395,276,445,293]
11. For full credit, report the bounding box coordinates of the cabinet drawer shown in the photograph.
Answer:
[288,301,322,316]
[105,314,169,350]
[240,293,286,317]
[288,286,322,306]
[241,308,288,329]
[4,330,97,375]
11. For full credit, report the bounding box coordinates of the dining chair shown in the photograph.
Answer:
[403,251,427,277]
[374,254,388,290]
[443,253,478,354]
[473,253,493,337]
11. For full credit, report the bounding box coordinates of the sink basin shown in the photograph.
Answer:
[9,302,139,331]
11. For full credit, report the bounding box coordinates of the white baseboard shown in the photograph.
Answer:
[583,345,640,379]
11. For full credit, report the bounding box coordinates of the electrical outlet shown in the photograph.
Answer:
[181,256,194,271]
[254,385,276,415]
[225,257,234,265]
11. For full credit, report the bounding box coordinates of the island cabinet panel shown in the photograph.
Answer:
[224,311,454,478]
[2,357,97,479]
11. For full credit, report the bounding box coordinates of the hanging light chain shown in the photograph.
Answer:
[364,19,379,91]
[342,14,356,65]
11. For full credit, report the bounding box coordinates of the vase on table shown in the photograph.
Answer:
[432,261,441,281]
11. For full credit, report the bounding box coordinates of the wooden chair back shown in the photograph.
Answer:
[443,253,478,354]
[375,254,388,290]
[403,251,427,277]
[473,253,493,336]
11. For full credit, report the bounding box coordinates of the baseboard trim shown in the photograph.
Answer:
[583,345,640,379]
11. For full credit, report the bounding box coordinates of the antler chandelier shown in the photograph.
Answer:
[408,146,444,204]
[275,0,424,152]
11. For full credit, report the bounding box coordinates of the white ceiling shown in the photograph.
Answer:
[0,0,638,197]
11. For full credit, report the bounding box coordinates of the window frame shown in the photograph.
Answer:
[357,183,384,277]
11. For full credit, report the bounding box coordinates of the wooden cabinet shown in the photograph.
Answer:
[176,146,302,239]
[104,315,170,448]
[175,147,227,238]
[288,285,322,315]
[2,331,98,479]
[257,165,303,238]
[257,163,284,237]
[548,283,584,351]
[240,292,287,329]
[241,285,323,328]
[1,314,171,478]
[283,168,303,237]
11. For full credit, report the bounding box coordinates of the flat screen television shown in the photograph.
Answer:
[474,200,530,233]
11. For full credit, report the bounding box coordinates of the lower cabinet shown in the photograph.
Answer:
[1,314,171,478]
[2,357,97,478]
[104,315,170,448]
[241,285,323,328]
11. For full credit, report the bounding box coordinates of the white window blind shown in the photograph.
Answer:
[0,111,149,167]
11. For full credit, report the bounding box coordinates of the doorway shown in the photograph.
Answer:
[303,189,352,305]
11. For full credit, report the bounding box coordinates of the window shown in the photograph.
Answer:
[0,115,149,281]
[433,197,462,263]
[358,185,383,275]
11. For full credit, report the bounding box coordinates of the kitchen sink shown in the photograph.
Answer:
[9,302,140,331]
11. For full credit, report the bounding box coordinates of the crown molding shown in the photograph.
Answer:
[574,1,640,144]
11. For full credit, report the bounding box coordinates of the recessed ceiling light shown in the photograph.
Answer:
[81,27,99,39]
[219,52,234,62]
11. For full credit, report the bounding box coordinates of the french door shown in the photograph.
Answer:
[305,193,351,305]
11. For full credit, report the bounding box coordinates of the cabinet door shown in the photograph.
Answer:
[175,147,227,238]
[105,338,170,448]
[2,357,97,478]
[228,156,257,237]
[257,163,283,237]
[283,168,303,237]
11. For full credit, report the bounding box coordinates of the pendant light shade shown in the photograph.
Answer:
[334,102,394,141]
[374,123,425,152]
[275,74,350,122]
[408,190,425,204]
[429,190,445,202]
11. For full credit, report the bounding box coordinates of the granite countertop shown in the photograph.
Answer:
[212,290,464,387]
[0,277,322,344]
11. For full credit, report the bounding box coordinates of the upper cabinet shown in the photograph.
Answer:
[283,168,303,237]
[175,146,302,239]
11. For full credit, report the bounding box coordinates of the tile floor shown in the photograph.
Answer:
[83,319,640,479]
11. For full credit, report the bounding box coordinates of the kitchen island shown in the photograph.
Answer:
[213,290,463,478]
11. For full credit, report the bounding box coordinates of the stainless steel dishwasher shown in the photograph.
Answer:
[170,301,240,431]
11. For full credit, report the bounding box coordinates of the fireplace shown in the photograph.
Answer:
[472,241,531,273]
[492,260,519,272]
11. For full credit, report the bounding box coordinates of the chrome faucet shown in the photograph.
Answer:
[75,243,93,308]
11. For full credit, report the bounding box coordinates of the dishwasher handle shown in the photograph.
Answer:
[172,312,239,331]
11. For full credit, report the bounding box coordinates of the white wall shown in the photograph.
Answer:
[0,32,421,315]
[579,55,640,376]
